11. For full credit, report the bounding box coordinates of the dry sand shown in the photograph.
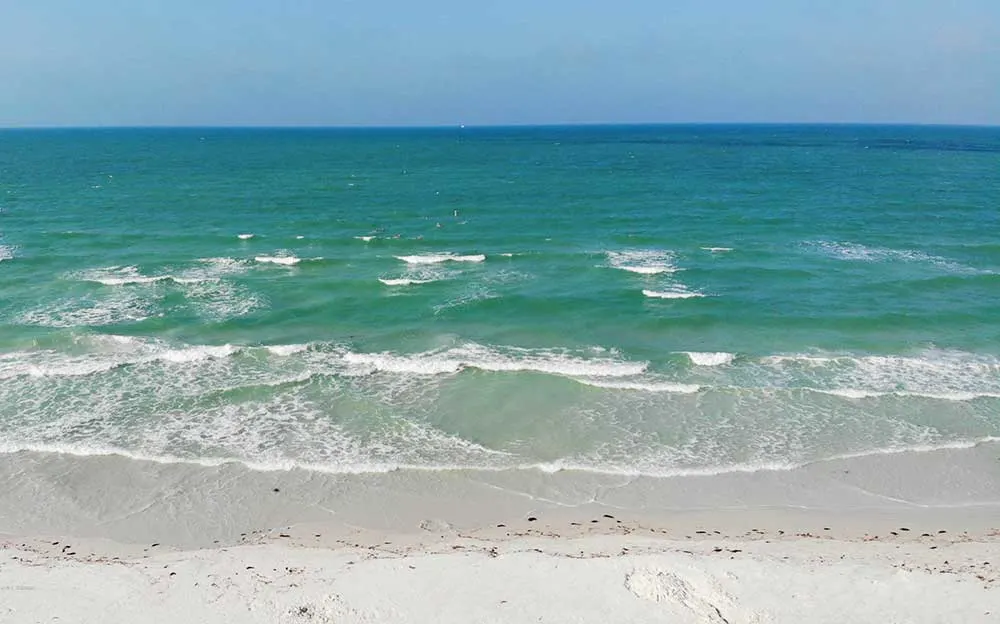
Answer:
[5,527,999,623]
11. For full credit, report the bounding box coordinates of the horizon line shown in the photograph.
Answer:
[1,121,998,131]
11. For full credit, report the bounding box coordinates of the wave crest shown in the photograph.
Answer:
[395,253,486,264]
[683,352,735,366]
[643,289,705,299]
[255,255,300,266]
[379,278,433,286]
[606,249,679,274]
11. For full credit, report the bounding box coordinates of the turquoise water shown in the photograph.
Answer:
[1,125,999,474]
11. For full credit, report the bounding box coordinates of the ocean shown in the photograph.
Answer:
[1,124,998,477]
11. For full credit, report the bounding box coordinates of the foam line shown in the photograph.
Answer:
[379,278,433,286]
[2,437,997,479]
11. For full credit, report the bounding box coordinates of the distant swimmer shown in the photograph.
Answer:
[436,222,442,228]
[453,209,459,217]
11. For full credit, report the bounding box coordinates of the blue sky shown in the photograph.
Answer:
[2,0,998,126]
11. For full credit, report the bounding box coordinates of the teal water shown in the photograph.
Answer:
[1,125,999,475]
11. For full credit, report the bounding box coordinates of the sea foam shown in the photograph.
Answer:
[197,257,252,273]
[379,278,433,286]
[0,338,241,379]
[575,378,702,393]
[606,249,679,274]
[395,253,486,264]
[78,267,220,286]
[3,436,999,480]
[813,388,1000,402]
[158,344,239,363]
[683,352,735,366]
[255,255,301,265]
[0,339,649,383]
[343,343,647,379]
[17,289,155,327]
[50,261,261,325]
[759,349,1000,401]
[264,344,310,356]
[805,240,986,274]
[642,289,705,299]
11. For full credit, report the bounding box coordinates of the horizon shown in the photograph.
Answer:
[3,121,999,131]
[3,1,998,128]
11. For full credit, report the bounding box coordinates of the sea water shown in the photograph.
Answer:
[1,125,998,476]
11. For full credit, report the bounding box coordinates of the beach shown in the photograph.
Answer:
[3,441,1000,622]
[6,533,998,623]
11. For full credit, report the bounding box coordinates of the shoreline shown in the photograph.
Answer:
[2,439,999,547]
[3,442,999,622]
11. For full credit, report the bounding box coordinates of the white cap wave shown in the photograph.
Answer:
[379,278,433,286]
[606,249,679,274]
[683,351,735,366]
[255,255,301,265]
[76,266,221,286]
[643,289,705,299]
[342,343,646,379]
[395,253,486,264]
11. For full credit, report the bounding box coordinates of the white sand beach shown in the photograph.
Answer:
[5,532,999,623]
[3,442,1000,623]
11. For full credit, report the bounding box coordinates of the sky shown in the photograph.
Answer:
[1,0,998,127]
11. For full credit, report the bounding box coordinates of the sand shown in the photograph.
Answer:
[4,531,999,623]
[2,441,1000,622]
